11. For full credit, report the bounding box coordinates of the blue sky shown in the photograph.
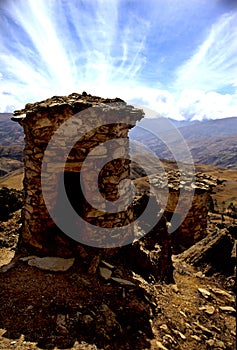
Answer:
[0,0,237,120]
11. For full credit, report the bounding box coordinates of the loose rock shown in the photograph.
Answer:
[199,305,215,315]
[111,277,136,286]
[219,306,236,313]
[27,257,75,272]
[198,288,211,299]
[99,267,112,280]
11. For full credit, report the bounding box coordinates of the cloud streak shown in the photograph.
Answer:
[175,11,237,91]
[0,0,236,120]
[0,0,149,111]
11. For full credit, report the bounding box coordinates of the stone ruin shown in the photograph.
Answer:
[12,93,174,283]
[135,170,217,253]
[150,171,217,252]
[12,92,216,282]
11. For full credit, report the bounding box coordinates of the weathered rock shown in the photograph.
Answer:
[111,277,136,286]
[195,271,205,278]
[178,228,235,275]
[12,92,174,284]
[101,260,115,269]
[199,305,215,315]
[193,322,213,336]
[133,169,217,253]
[96,303,122,336]
[154,340,169,350]
[219,306,236,313]
[0,259,17,273]
[88,256,100,275]
[13,94,144,255]
[206,339,215,347]
[27,256,75,271]
[198,288,211,299]
[0,187,23,220]
[191,335,202,341]
[171,284,179,293]
[162,334,176,346]
[99,267,112,280]
[173,329,186,340]
[160,324,168,331]
[210,287,235,303]
[126,193,174,283]
[214,340,226,349]
[56,314,69,335]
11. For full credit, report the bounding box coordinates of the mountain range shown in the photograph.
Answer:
[0,113,236,177]
[129,117,237,169]
[0,113,23,176]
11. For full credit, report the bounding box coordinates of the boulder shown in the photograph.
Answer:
[178,227,235,275]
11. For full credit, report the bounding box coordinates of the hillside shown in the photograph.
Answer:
[130,117,237,169]
[173,117,237,138]
[0,114,237,177]
[0,113,23,176]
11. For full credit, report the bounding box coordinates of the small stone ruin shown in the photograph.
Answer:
[136,170,217,252]
[12,93,173,282]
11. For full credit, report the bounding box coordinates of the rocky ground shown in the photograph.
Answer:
[0,204,236,350]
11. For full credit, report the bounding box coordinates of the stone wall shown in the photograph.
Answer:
[139,170,216,252]
[166,190,210,252]
[13,93,144,255]
[12,92,175,283]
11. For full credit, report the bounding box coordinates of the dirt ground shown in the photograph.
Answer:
[0,229,236,350]
[0,166,236,350]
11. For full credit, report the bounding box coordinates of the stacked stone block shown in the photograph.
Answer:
[13,93,144,255]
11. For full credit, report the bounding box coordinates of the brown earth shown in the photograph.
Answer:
[0,164,236,349]
[0,239,235,350]
[0,211,236,350]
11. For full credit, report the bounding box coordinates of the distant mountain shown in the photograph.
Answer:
[172,117,237,138]
[167,118,199,128]
[0,113,23,176]
[0,113,24,146]
[130,117,237,169]
[0,113,237,178]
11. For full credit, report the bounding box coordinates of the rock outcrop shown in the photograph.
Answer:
[178,226,236,276]
[0,187,23,221]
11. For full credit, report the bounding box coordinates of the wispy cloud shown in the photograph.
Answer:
[0,0,236,121]
[174,11,237,91]
[0,0,149,111]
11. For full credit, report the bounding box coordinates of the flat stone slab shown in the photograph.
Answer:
[25,256,75,272]
[111,277,136,286]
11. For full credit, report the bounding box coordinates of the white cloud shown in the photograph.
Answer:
[1,80,237,121]
[0,0,150,111]
[177,89,237,120]
[128,88,237,120]
[0,0,236,122]
[175,11,237,91]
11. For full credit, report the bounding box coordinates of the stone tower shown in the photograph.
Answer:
[13,93,144,256]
